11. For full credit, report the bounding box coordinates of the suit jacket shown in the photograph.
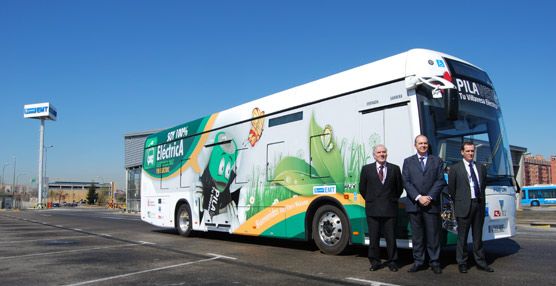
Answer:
[448,160,487,218]
[359,162,403,217]
[401,154,446,213]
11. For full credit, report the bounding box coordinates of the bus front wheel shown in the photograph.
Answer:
[176,203,193,236]
[312,205,349,255]
[531,200,540,207]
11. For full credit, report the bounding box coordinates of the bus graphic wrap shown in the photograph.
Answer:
[141,49,515,254]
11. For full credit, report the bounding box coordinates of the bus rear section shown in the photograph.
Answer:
[521,185,556,207]
[483,186,516,240]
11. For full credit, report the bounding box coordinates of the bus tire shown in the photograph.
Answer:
[312,204,349,255]
[531,200,540,207]
[176,203,193,237]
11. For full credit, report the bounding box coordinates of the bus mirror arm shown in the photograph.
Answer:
[417,76,455,98]
[406,75,459,120]
[406,76,455,98]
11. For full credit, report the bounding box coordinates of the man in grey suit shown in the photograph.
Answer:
[359,144,403,272]
[402,135,446,274]
[448,142,494,273]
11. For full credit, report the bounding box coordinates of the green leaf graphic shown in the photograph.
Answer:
[309,114,345,192]
[273,157,323,196]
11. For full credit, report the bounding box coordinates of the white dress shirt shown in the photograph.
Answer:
[463,159,480,199]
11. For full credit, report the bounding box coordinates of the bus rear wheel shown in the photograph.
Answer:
[531,200,540,207]
[176,203,192,237]
[312,205,349,255]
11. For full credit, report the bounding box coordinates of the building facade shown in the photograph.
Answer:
[523,155,552,185]
[124,130,160,212]
[550,155,556,185]
[48,181,112,205]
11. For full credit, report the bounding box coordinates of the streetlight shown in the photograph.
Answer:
[11,156,16,193]
[95,176,109,207]
[16,173,28,193]
[2,163,10,190]
[43,145,54,198]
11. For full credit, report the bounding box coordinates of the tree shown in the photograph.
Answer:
[87,183,98,205]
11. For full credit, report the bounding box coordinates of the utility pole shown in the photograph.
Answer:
[12,157,16,193]
[1,163,10,191]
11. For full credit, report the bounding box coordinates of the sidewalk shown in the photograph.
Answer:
[517,206,556,228]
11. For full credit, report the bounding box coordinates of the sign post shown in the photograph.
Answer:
[24,102,57,208]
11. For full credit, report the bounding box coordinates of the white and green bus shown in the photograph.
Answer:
[141,49,516,254]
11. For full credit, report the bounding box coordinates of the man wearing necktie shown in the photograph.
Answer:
[402,135,446,274]
[448,142,494,273]
[359,144,403,272]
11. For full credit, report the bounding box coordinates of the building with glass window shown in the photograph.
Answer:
[48,181,112,205]
[124,130,160,212]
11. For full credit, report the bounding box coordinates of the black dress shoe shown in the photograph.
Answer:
[458,264,468,273]
[370,264,382,271]
[407,264,427,273]
[477,265,494,272]
[431,265,442,274]
[388,263,399,272]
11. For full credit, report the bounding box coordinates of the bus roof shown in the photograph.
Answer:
[522,185,556,190]
[149,49,481,141]
[224,48,475,118]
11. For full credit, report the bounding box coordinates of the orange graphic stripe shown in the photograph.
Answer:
[234,193,362,235]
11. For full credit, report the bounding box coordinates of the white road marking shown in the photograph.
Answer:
[346,277,401,286]
[206,253,237,260]
[0,242,144,260]
[137,241,155,245]
[63,256,222,286]
[0,235,93,244]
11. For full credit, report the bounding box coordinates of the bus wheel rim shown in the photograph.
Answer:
[318,211,342,246]
[179,210,190,231]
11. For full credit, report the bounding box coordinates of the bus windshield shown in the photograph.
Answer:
[418,59,513,186]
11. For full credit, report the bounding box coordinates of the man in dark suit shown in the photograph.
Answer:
[402,135,446,274]
[359,144,403,272]
[448,142,494,273]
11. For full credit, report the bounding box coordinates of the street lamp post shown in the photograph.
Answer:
[43,145,54,200]
[16,173,28,193]
[95,176,107,206]
[2,163,10,191]
[12,156,16,193]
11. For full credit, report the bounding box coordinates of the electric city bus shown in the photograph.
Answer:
[521,185,556,207]
[141,49,516,254]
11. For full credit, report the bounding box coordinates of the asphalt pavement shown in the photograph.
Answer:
[0,206,555,286]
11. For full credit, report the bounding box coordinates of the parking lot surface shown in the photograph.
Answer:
[1,207,555,286]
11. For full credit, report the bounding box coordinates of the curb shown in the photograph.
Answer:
[529,222,556,228]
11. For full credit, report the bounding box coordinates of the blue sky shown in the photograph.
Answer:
[1,0,555,189]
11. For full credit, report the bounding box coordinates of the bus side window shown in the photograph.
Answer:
[235,147,249,184]
[159,161,171,190]
[309,133,331,179]
[179,157,190,189]
[267,141,285,182]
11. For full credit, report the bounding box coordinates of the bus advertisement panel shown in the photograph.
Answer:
[141,49,516,254]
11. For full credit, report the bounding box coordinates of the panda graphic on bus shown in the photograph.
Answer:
[197,131,241,231]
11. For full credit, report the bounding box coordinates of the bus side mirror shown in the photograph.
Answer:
[444,89,459,121]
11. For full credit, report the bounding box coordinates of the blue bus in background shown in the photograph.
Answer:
[521,185,556,207]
